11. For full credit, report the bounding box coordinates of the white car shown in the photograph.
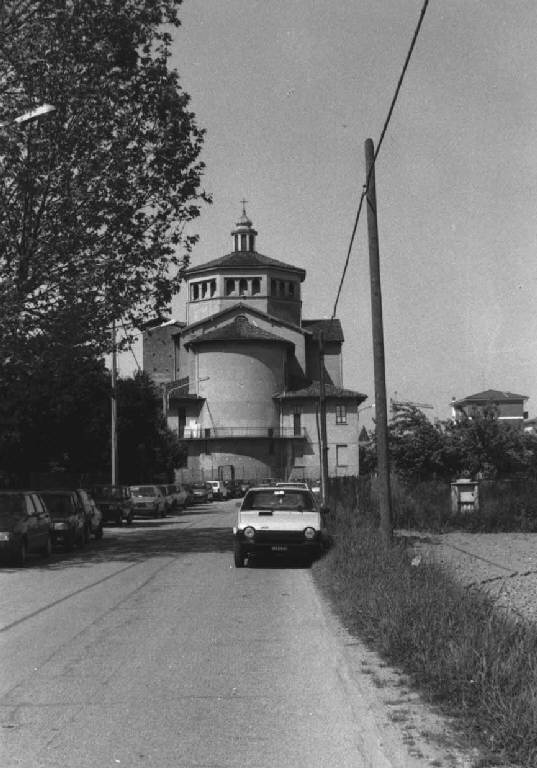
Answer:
[207,480,228,500]
[233,486,329,567]
[130,485,166,518]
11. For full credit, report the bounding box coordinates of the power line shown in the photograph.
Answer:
[331,0,431,319]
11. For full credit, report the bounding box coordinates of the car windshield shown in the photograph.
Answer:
[131,486,156,497]
[42,495,73,517]
[0,494,24,521]
[242,489,313,511]
[92,486,122,499]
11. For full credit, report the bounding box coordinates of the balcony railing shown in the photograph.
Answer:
[180,426,307,440]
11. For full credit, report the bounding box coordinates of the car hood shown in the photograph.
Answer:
[238,510,321,531]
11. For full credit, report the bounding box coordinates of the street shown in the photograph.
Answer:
[1,499,461,768]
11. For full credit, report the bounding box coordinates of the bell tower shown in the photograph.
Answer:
[231,200,257,252]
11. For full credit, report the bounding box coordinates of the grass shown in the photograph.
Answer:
[313,482,537,767]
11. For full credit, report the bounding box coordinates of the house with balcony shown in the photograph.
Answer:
[451,390,528,427]
[143,206,366,481]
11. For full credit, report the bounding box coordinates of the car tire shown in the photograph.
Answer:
[41,534,52,557]
[126,513,133,526]
[15,540,27,567]
[234,543,246,568]
[94,524,104,540]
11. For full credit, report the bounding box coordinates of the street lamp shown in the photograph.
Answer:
[14,103,56,126]
[0,103,56,129]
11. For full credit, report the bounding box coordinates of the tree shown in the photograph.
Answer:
[388,405,446,482]
[0,0,208,368]
[443,409,534,480]
[115,371,186,483]
[0,358,186,485]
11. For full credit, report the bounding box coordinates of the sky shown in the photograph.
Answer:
[118,0,537,427]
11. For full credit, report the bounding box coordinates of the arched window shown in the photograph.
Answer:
[225,279,235,296]
[192,283,199,300]
[252,277,261,295]
[239,278,248,295]
[201,281,207,298]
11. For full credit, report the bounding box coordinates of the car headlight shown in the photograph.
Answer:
[243,526,255,539]
[0,532,11,541]
[304,527,316,540]
[54,522,68,530]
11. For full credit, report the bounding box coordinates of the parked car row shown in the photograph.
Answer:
[0,480,210,567]
[0,488,101,567]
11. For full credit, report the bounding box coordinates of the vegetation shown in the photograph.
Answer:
[0,0,208,368]
[314,483,537,767]
[361,404,537,482]
[0,2,206,485]
[0,364,184,487]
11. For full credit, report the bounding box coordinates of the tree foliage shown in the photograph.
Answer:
[0,361,185,486]
[0,0,208,368]
[360,405,537,482]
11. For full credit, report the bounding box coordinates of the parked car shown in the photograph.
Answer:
[0,491,53,566]
[158,484,175,515]
[232,485,329,568]
[189,482,212,504]
[91,485,134,526]
[224,479,241,498]
[40,490,86,551]
[168,483,189,511]
[183,484,195,506]
[75,489,103,540]
[129,485,166,518]
[309,479,321,496]
[237,479,252,496]
[207,480,228,501]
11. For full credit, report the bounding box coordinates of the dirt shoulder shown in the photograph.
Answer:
[399,531,537,623]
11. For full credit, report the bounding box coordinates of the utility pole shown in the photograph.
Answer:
[318,331,329,506]
[111,320,118,486]
[364,138,392,545]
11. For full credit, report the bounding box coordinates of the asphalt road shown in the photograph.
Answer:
[0,500,462,768]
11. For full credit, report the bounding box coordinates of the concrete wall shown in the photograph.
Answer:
[279,400,360,479]
[142,323,182,385]
[178,440,286,482]
[194,343,285,430]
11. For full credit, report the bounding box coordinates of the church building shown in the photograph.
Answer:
[142,207,366,482]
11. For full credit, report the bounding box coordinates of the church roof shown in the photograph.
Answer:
[184,315,295,348]
[184,250,306,280]
[179,302,308,337]
[302,319,344,343]
[275,382,366,402]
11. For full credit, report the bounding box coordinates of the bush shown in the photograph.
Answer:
[333,476,537,533]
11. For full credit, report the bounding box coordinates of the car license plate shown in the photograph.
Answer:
[271,545,287,552]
